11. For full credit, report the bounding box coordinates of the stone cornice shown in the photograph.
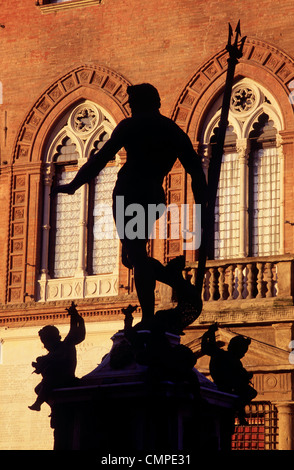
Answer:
[0,294,141,326]
[194,302,294,327]
[2,296,294,328]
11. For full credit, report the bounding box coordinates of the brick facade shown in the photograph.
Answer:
[1,0,294,450]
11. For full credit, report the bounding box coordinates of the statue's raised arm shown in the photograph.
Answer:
[50,124,125,198]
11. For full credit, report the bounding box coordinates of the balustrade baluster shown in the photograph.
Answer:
[228,264,235,300]
[265,262,274,298]
[209,267,217,301]
[202,271,208,301]
[273,265,278,296]
[189,258,281,304]
[218,266,225,300]
[246,263,254,299]
[237,264,244,299]
[256,262,264,298]
[190,267,196,286]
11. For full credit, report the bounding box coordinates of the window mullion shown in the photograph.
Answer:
[41,164,54,277]
[277,133,285,255]
[237,138,250,258]
[75,159,88,278]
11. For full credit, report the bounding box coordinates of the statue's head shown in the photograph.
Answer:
[38,325,61,351]
[228,335,251,359]
[127,83,161,114]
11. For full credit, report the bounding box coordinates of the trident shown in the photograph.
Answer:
[194,21,247,303]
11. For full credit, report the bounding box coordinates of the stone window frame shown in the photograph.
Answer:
[36,0,102,14]
[38,100,121,302]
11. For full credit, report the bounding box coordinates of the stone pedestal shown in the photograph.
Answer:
[50,331,237,452]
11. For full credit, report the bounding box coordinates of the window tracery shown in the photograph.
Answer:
[201,78,284,260]
[38,101,120,301]
[231,86,256,114]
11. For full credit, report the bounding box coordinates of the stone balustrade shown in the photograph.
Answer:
[184,254,294,303]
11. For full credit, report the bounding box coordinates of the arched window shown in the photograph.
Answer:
[201,79,284,260]
[248,114,280,257]
[38,101,120,301]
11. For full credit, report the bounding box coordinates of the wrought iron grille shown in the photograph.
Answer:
[232,402,278,450]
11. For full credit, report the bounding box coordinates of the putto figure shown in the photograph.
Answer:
[29,302,85,411]
[201,323,257,424]
[51,84,207,328]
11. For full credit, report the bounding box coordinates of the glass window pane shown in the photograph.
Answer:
[92,165,119,274]
[251,147,280,256]
[54,169,82,277]
[214,152,240,260]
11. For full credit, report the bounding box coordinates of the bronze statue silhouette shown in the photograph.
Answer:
[51,84,207,329]
[121,304,138,331]
[201,323,257,424]
[29,302,85,411]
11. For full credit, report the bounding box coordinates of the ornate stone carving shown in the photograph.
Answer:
[231,86,256,113]
[13,65,131,164]
[38,274,119,302]
[171,37,294,132]
[73,106,98,133]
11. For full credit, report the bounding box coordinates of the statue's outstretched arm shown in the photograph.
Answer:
[51,123,125,197]
[178,133,207,206]
[201,323,218,356]
[65,302,86,345]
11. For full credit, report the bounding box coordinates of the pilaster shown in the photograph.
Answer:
[275,402,294,450]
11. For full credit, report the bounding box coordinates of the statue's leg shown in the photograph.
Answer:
[149,256,186,290]
[122,238,156,323]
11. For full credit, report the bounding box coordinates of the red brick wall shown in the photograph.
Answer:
[0,0,293,156]
[0,0,294,312]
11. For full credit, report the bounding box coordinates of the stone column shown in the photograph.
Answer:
[276,133,285,255]
[237,138,250,258]
[40,163,54,278]
[273,322,293,350]
[200,143,211,182]
[275,402,294,450]
[38,164,54,301]
[75,158,88,278]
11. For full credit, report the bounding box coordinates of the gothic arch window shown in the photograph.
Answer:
[201,78,284,260]
[38,100,120,301]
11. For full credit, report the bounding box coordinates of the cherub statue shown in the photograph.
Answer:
[201,323,257,424]
[121,304,138,331]
[29,302,85,411]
